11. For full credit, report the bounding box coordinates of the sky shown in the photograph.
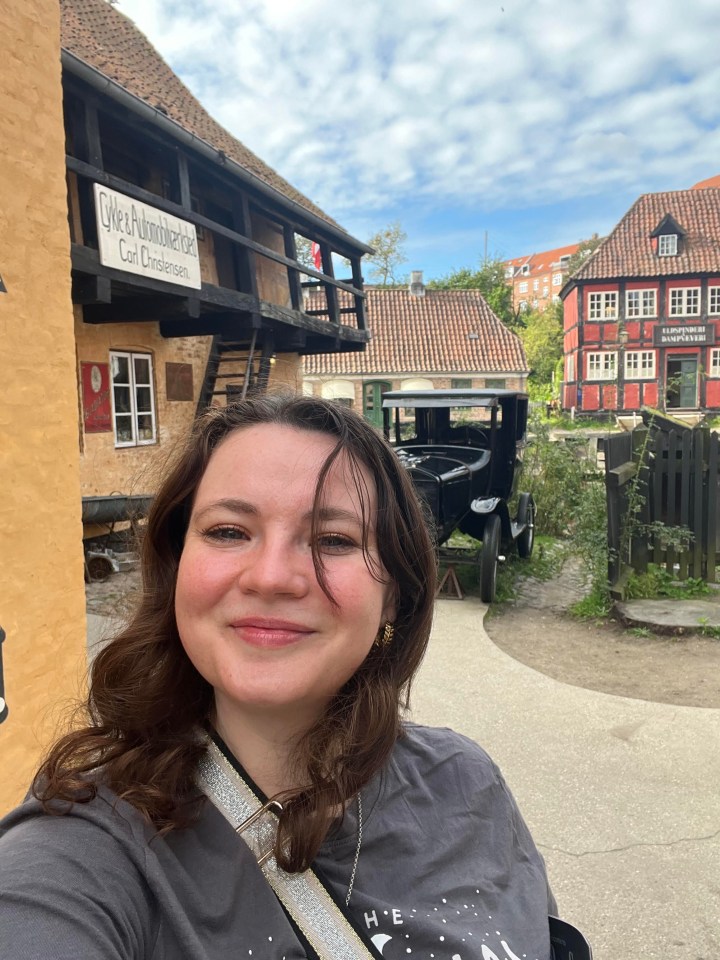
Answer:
[115,0,720,280]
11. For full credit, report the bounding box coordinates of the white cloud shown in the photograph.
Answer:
[115,0,720,232]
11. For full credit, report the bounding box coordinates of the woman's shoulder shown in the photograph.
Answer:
[390,722,506,800]
[0,784,156,880]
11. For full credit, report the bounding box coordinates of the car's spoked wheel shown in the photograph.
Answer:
[516,493,535,559]
[479,514,501,603]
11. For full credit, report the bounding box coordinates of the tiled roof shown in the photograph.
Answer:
[303,288,527,376]
[60,0,337,227]
[504,242,580,279]
[570,189,720,282]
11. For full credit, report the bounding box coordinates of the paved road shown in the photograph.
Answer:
[410,597,720,960]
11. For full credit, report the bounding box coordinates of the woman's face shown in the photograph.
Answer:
[175,423,396,731]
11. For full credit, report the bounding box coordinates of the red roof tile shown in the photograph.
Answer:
[303,288,527,376]
[504,242,581,279]
[571,189,720,281]
[691,174,720,190]
[60,0,337,227]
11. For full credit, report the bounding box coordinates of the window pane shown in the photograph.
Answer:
[114,414,133,443]
[134,357,151,384]
[112,355,130,383]
[136,414,155,441]
[135,386,152,413]
[114,385,131,413]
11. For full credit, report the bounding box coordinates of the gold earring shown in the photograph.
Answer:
[375,621,394,649]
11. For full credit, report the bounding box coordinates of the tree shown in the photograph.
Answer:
[519,299,564,385]
[427,258,517,329]
[566,233,603,277]
[364,221,408,286]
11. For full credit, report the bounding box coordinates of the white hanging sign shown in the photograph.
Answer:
[94,184,202,290]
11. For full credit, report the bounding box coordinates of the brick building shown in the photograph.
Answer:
[303,273,528,427]
[504,242,581,314]
[561,189,720,416]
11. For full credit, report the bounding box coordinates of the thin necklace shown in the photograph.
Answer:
[345,793,363,907]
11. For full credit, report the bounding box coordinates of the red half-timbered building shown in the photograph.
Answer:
[561,189,720,416]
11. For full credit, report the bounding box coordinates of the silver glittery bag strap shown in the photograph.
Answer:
[197,738,378,960]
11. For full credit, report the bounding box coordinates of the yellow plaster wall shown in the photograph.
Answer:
[0,0,87,811]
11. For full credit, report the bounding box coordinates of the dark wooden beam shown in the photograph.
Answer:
[283,224,303,312]
[71,244,369,341]
[81,294,200,324]
[66,156,365,300]
[72,274,111,305]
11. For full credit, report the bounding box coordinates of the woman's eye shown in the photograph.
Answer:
[204,526,248,542]
[317,533,356,551]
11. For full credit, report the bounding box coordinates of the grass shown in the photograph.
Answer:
[569,585,613,621]
[624,566,710,601]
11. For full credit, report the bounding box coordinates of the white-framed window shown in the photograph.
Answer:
[587,351,618,380]
[626,289,657,317]
[552,272,563,286]
[542,285,549,297]
[521,264,530,275]
[658,234,678,256]
[110,351,157,447]
[566,354,575,381]
[533,279,539,291]
[710,348,720,377]
[669,287,700,316]
[519,300,528,312]
[624,350,656,379]
[588,291,618,320]
[709,286,720,315]
[519,281,528,293]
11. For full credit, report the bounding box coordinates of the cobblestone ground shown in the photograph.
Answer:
[85,566,141,619]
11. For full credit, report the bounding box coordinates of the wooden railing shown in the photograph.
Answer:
[604,410,720,596]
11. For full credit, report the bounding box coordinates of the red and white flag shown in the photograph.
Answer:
[311,241,322,271]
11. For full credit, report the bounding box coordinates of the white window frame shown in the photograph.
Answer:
[588,291,618,320]
[533,279,539,291]
[542,285,549,297]
[658,234,678,256]
[668,286,700,317]
[110,351,157,448]
[518,281,528,294]
[626,288,657,318]
[587,351,618,381]
[710,348,720,377]
[709,286,720,316]
[552,272,563,286]
[624,350,656,380]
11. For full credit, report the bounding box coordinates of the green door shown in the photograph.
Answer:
[666,357,698,409]
[363,381,391,428]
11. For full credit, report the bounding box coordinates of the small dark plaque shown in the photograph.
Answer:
[166,362,194,401]
[0,273,6,293]
[653,323,715,346]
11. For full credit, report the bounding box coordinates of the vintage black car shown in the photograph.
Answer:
[382,389,535,603]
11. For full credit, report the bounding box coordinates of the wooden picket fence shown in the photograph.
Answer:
[604,410,720,597]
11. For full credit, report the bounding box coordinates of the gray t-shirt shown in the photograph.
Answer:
[0,724,555,959]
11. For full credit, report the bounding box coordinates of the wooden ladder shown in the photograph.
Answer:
[196,330,275,415]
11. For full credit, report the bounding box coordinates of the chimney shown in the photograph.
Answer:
[409,270,425,297]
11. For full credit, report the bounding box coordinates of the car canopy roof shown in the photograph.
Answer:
[381,388,526,409]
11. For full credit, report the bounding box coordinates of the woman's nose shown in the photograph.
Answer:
[237,536,310,597]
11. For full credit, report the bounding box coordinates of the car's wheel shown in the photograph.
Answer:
[516,493,535,560]
[479,514,501,604]
[85,555,114,582]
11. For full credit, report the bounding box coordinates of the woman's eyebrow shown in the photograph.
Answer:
[193,498,257,521]
[312,506,364,525]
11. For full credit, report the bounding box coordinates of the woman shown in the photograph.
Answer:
[0,394,557,960]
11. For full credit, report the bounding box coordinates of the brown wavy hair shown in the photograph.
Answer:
[35,393,437,871]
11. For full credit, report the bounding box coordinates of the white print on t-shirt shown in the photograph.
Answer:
[363,899,541,960]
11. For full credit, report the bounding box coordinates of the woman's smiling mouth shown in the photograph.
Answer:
[230,618,314,648]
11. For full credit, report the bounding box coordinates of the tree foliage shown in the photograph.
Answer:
[427,258,517,329]
[364,221,408,286]
[566,233,603,277]
[519,299,564,385]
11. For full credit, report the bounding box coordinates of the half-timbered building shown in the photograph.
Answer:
[561,189,720,417]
